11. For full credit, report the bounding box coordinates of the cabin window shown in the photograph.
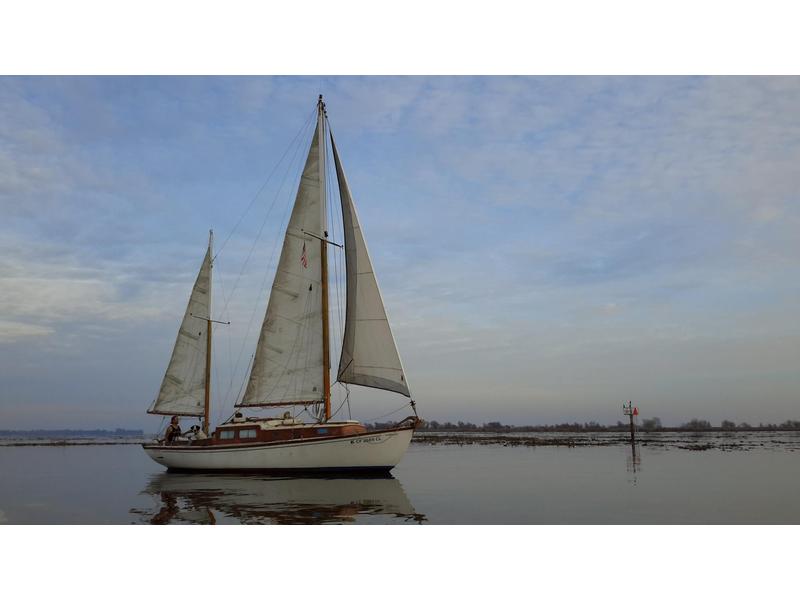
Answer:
[239,429,257,439]
[317,428,328,435]
[219,430,235,440]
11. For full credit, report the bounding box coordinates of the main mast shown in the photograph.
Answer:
[204,233,213,434]
[319,95,332,422]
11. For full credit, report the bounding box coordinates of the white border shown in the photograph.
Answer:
[1,1,799,74]
[1,526,797,598]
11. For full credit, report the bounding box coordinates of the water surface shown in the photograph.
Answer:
[0,436,797,524]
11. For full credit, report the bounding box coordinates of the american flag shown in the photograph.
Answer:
[300,242,308,268]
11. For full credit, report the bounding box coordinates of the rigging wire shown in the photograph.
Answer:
[227,351,254,420]
[320,114,350,420]
[334,146,351,419]
[215,111,317,322]
[324,126,342,315]
[291,287,318,419]
[203,109,317,424]
[231,139,312,408]
[212,261,233,425]
[260,283,312,405]
[212,106,317,262]
[363,402,414,424]
[219,115,317,415]
[325,114,354,420]
[328,385,353,421]
[322,115,338,415]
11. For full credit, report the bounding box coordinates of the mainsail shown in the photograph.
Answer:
[331,134,411,397]
[149,244,212,416]
[238,103,410,411]
[238,118,326,407]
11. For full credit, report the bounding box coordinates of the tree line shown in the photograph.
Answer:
[0,428,144,438]
[366,419,800,432]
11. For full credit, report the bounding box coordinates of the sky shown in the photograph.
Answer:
[1,76,799,430]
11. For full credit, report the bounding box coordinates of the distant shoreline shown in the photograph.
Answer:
[371,419,800,433]
[0,429,149,447]
[412,430,800,452]
[0,440,148,447]
[0,429,144,438]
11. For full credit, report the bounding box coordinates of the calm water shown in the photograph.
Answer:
[1,436,798,524]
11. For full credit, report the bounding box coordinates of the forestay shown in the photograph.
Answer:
[149,246,212,416]
[238,121,325,407]
[331,135,411,397]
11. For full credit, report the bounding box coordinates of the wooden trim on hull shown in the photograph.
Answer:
[233,401,322,407]
[142,424,416,453]
[164,465,395,475]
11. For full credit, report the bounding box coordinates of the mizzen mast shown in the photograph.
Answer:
[191,231,230,434]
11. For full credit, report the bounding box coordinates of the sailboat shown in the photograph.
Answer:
[142,96,420,473]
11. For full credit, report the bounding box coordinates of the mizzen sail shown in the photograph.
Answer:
[238,120,326,407]
[331,134,411,397]
[149,245,212,416]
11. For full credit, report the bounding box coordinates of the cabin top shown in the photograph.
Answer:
[215,418,361,431]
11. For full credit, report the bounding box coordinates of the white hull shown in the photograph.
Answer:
[143,427,414,472]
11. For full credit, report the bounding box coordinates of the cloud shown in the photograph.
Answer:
[0,320,53,343]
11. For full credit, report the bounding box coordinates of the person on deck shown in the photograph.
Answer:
[164,416,182,444]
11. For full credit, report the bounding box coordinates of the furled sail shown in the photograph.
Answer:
[238,121,326,407]
[331,134,411,397]
[149,245,212,416]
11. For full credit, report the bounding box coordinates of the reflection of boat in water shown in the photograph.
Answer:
[131,472,425,524]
